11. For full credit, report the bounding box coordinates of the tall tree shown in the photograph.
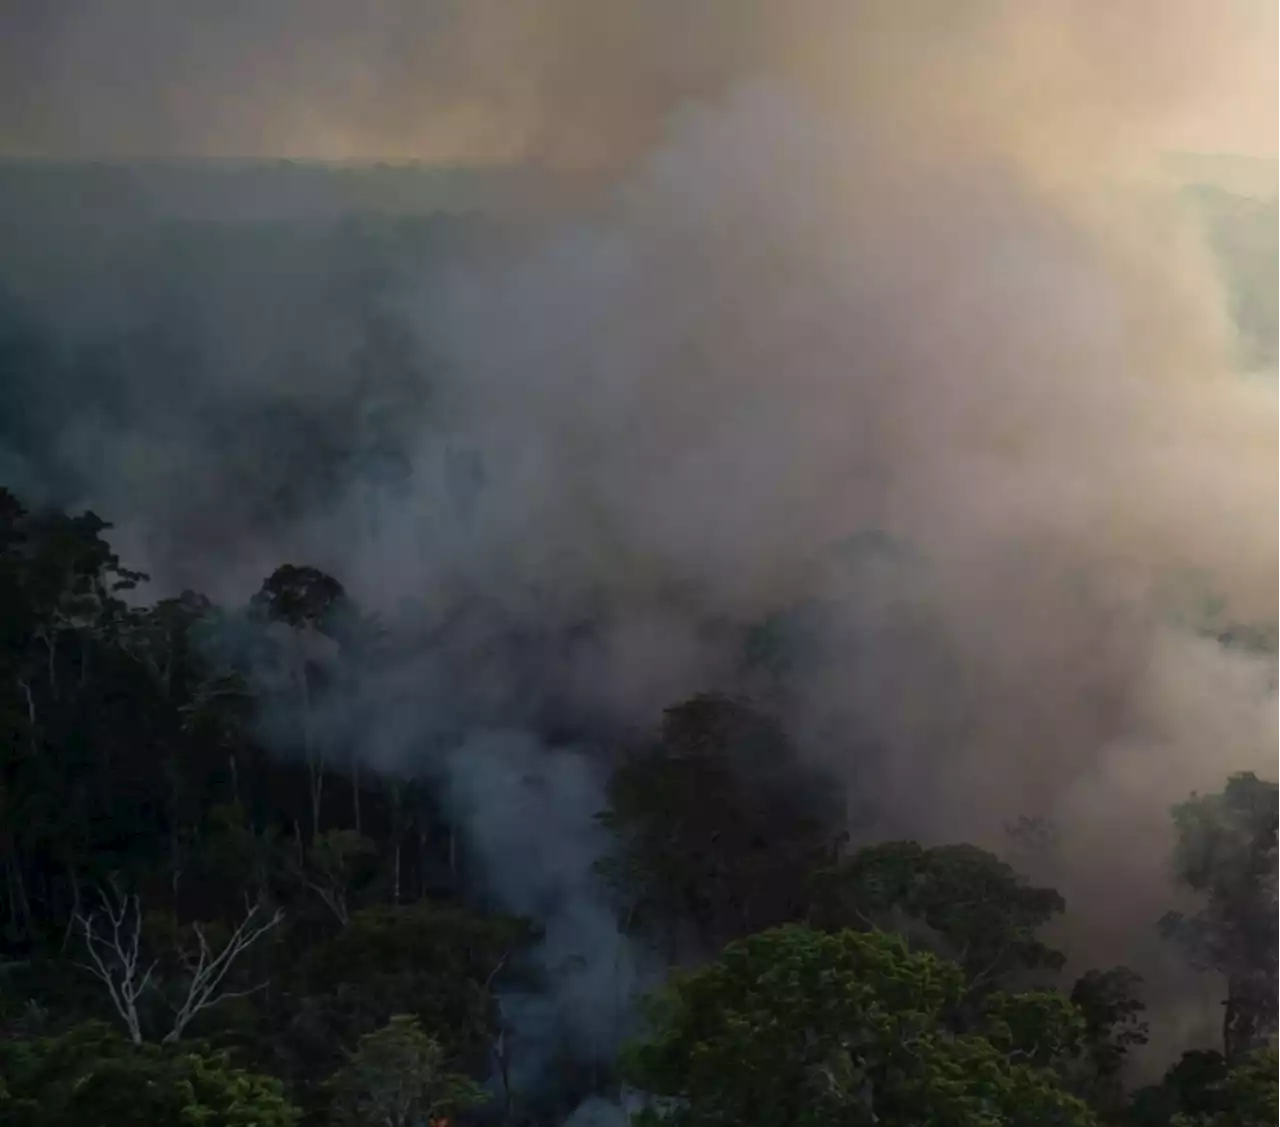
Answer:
[809,841,1066,995]
[598,694,845,954]
[1160,773,1278,1062]
[622,924,1096,1127]
[250,565,349,839]
[1068,966,1149,1110]
[1170,1048,1279,1127]
[324,1014,487,1127]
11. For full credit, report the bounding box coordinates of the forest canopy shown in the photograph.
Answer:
[0,483,1274,1125]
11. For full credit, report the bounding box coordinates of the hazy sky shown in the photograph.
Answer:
[1,0,738,162]
[1169,19,1277,156]
[0,0,1274,162]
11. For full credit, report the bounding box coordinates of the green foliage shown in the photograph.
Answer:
[284,902,536,1078]
[250,564,349,633]
[597,694,845,950]
[1161,773,1278,1060]
[325,1014,488,1127]
[810,841,1066,990]
[293,828,379,925]
[1129,1051,1233,1127]
[198,801,280,900]
[1168,1048,1279,1127]
[1069,966,1150,1108]
[622,924,1095,1127]
[981,989,1087,1069]
[0,1020,300,1126]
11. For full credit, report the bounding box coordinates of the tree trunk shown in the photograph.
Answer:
[61,866,81,952]
[388,781,402,904]
[168,758,182,897]
[4,850,30,937]
[170,825,182,898]
[293,633,325,840]
[45,631,57,698]
[308,758,323,841]
[1223,972,1270,1063]
[493,1027,514,1126]
[351,751,362,835]
[417,824,426,900]
[392,841,401,904]
[7,833,29,933]
[17,680,36,752]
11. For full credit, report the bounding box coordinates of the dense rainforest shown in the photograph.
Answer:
[0,484,1274,1126]
[0,161,1274,1126]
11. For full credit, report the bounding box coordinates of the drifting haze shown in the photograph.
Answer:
[0,0,1276,1085]
[0,0,1276,162]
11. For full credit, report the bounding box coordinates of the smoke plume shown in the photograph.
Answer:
[0,0,1276,1097]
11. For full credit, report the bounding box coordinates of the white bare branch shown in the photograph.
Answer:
[75,879,284,1046]
[162,903,284,1044]
[73,877,156,1044]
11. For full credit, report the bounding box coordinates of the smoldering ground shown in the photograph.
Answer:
[0,0,1276,1101]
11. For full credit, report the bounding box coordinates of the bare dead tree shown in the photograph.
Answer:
[75,878,284,1045]
[73,878,155,1044]
[163,902,285,1044]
